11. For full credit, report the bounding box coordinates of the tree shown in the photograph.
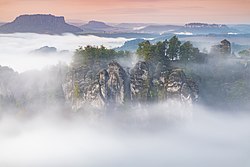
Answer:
[179,41,193,63]
[72,46,130,67]
[137,41,154,61]
[167,36,181,61]
[179,41,205,64]
[155,41,166,62]
[192,47,203,63]
[136,36,205,64]
[136,40,170,63]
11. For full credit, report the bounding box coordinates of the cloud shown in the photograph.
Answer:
[0,33,130,72]
[0,103,250,167]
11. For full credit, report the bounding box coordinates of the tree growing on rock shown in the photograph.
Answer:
[137,41,154,61]
[136,36,206,64]
[179,41,201,63]
[167,35,181,61]
[72,45,130,68]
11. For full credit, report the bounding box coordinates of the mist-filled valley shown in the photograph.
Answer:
[0,33,129,72]
[1,32,250,167]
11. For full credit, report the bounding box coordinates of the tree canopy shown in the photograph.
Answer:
[72,45,130,67]
[136,36,205,64]
[168,35,181,61]
[137,40,168,62]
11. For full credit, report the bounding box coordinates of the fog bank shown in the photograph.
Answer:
[0,33,129,72]
[0,103,250,167]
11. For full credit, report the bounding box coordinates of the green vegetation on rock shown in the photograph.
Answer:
[73,45,130,67]
[136,36,205,64]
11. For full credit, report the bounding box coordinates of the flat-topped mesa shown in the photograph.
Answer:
[185,23,227,28]
[13,14,66,24]
[0,14,82,34]
[63,61,199,111]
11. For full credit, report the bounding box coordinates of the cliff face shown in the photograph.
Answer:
[130,62,198,103]
[62,61,131,110]
[0,14,82,34]
[63,61,199,111]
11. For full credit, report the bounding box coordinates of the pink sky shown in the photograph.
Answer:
[1,0,250,24]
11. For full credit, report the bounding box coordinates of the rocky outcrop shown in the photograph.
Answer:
[182,23,237,35]
[166,69,198,103]
[63,61,131,110]
[0,14,82,34]
[106,61,131,104]
[130,62,198,104]
[31,46,57,54]
[210,39,231,56]
[185,23,228,28]
[63,61,199,111]
[130,61,152,102]
[0,61,198,112]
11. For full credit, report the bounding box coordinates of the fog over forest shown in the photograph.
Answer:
[0,33,250,167]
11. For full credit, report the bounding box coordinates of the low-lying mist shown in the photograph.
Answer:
[1,32,250,167]
[181,35,250,53]
[0,33,130,72]
[0,103,250,167]
[178,57,250,111]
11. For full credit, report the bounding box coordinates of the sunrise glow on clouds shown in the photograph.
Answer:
[0,0,250,23]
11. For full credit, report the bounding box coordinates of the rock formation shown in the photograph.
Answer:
[0,14,82,34]
[210,39,231,56]
[31,46,57,54]
[0,59,198,112]
[185,23,228,28]
[63,61,199,111]
[62,61,131,110]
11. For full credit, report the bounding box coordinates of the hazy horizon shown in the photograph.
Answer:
[0,0,250,24]
[1,14,250,26]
